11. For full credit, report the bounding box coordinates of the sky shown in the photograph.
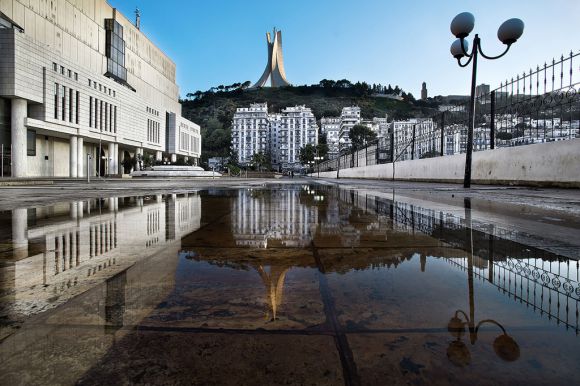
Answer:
[109,0,579,99]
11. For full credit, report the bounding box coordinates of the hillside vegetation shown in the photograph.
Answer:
[180,80,440,164]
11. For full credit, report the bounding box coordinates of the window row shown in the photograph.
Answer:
[148,119,160,143]
[88,79,116,97]
[52,62,78,81]
[53,83,80,124]
[89,97,117,133]
[146,106,160,117]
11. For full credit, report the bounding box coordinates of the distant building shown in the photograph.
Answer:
[371,115,390,139]
[339,106,361,147]
[476,84,490,98]
[421,82,428,100]
[231,103,270,165]
[321,117,341,159]
[392,118,436,160]
[231,103,318,170]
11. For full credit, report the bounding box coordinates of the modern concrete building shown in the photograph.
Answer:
[320,117,340,159]
[0,0,201,177]
[338,106,361,147]
[232,103,318,170]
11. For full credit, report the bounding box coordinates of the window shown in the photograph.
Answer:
[88,79,92,87]
[89,96,93,127]
[60,66,65,75]
[113,106,117,132]
[27,130,36,156]
[67,69,71,78]
[69,88,73,122]
[76,91,80,124]
[61,85,66,120]
[74,72,78,81]
[54,83,59,119]
[52,62,57,71]
[104,102,108,131]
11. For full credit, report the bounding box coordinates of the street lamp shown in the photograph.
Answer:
[450,12,524,188]
[336,138,346,179]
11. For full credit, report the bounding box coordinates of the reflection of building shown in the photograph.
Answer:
[0,0,201,177]
[232,188,318,248]
[1,193,201,319]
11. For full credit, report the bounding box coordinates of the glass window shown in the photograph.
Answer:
[53,62,57,71]
[27,130,36,156]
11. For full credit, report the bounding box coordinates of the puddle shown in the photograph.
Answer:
[0,185,578,385]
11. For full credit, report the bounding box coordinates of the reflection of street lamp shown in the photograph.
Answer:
[314,156,323,178]
[336,138,346,179]
[450,12,524,188]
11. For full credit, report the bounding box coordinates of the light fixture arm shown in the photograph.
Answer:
[459,36,473,58]
[478,41,512,60]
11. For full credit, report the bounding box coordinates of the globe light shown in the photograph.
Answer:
[497,18,524,44]
[450,12,475,38]
[450,39,469,59]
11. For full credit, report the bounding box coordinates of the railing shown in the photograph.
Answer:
[317,50,580,172]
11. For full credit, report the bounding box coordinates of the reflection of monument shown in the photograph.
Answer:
[256,265,289,321]
[251,28,291,88]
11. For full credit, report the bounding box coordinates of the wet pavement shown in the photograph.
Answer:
[0,182,579,385]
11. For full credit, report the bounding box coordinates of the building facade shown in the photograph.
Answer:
[338,106,361,147]
[392,118,437,160]
[0,0,200,177]
[320,117,340,159]
[232,103,318,170]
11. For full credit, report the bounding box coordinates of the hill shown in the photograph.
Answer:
[180,80,441,164]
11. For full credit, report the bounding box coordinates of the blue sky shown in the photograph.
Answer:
[110,0,579,98]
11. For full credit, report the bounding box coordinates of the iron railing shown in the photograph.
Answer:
[317,50,580,172]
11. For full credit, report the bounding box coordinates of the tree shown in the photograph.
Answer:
[299,144,316,165]
[251,152,267,171]
[241,80,252,89]
[317,132,329,160]
[349,124,377,149]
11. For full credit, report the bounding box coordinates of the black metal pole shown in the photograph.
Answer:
[440,112,445,156]
[411,124,416,160]
[464,35,479,188]
[390,130,395,163]
[490,90,496,150]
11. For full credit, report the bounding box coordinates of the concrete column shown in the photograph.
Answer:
[113,143,119,175]
[70,136,78,178]
[170,153,177,163]
[11,99,28,178]
[108,142,115,176]
[77,137,84,177]
[155,151,162,162]
[12,208,28,259]
[156,194,163,203]
[136,147,143,171]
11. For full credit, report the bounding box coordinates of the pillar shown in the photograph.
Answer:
[136,147,143,171]
[108,142,115,176]
[170,153,177,163]
[70,136,78,178]
[113,143,119,175]
[77,137,84,177]
[12,208,28,259]
[155,151,162,162]
[11,99,28,178]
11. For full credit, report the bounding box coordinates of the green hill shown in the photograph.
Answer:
[180,81,440,164]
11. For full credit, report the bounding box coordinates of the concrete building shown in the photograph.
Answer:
[232,103,318,170]
[339,106,361,147]
[231,103,270,165]
[371,115,391,139]
[320,117,340,159]
[273,105,318,170]
[0,0,201,178]
[392,118,436,160]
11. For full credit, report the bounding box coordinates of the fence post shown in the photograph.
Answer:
[411,124,416,160]
[490,90,496,149]
[440,113,445,156]
[390,130,395,163]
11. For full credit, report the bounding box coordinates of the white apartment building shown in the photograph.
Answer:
[231,103,270,165]
[392,118,437,160]
[339,106,361,146]
[274,105,318,170]
[320,117,340,159]
[371,115,390,138]
[0,0,201,178]
[232,103,318,170]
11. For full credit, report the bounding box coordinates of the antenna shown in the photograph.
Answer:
[135,8,141,30]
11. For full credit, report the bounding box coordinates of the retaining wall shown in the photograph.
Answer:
[312,139,580,187]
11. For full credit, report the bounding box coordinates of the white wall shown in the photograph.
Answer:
[314,139,580,187]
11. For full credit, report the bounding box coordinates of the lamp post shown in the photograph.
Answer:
[450,12,524,188]
[336,138,346,179]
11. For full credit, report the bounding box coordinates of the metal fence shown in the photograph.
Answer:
[317,50,580,172]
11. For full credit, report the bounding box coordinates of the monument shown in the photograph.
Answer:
[251,28,291,88]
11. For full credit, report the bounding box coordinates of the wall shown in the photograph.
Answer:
[313,139,580,187]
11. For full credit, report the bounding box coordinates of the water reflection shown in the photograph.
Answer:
[0,184,579,385]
